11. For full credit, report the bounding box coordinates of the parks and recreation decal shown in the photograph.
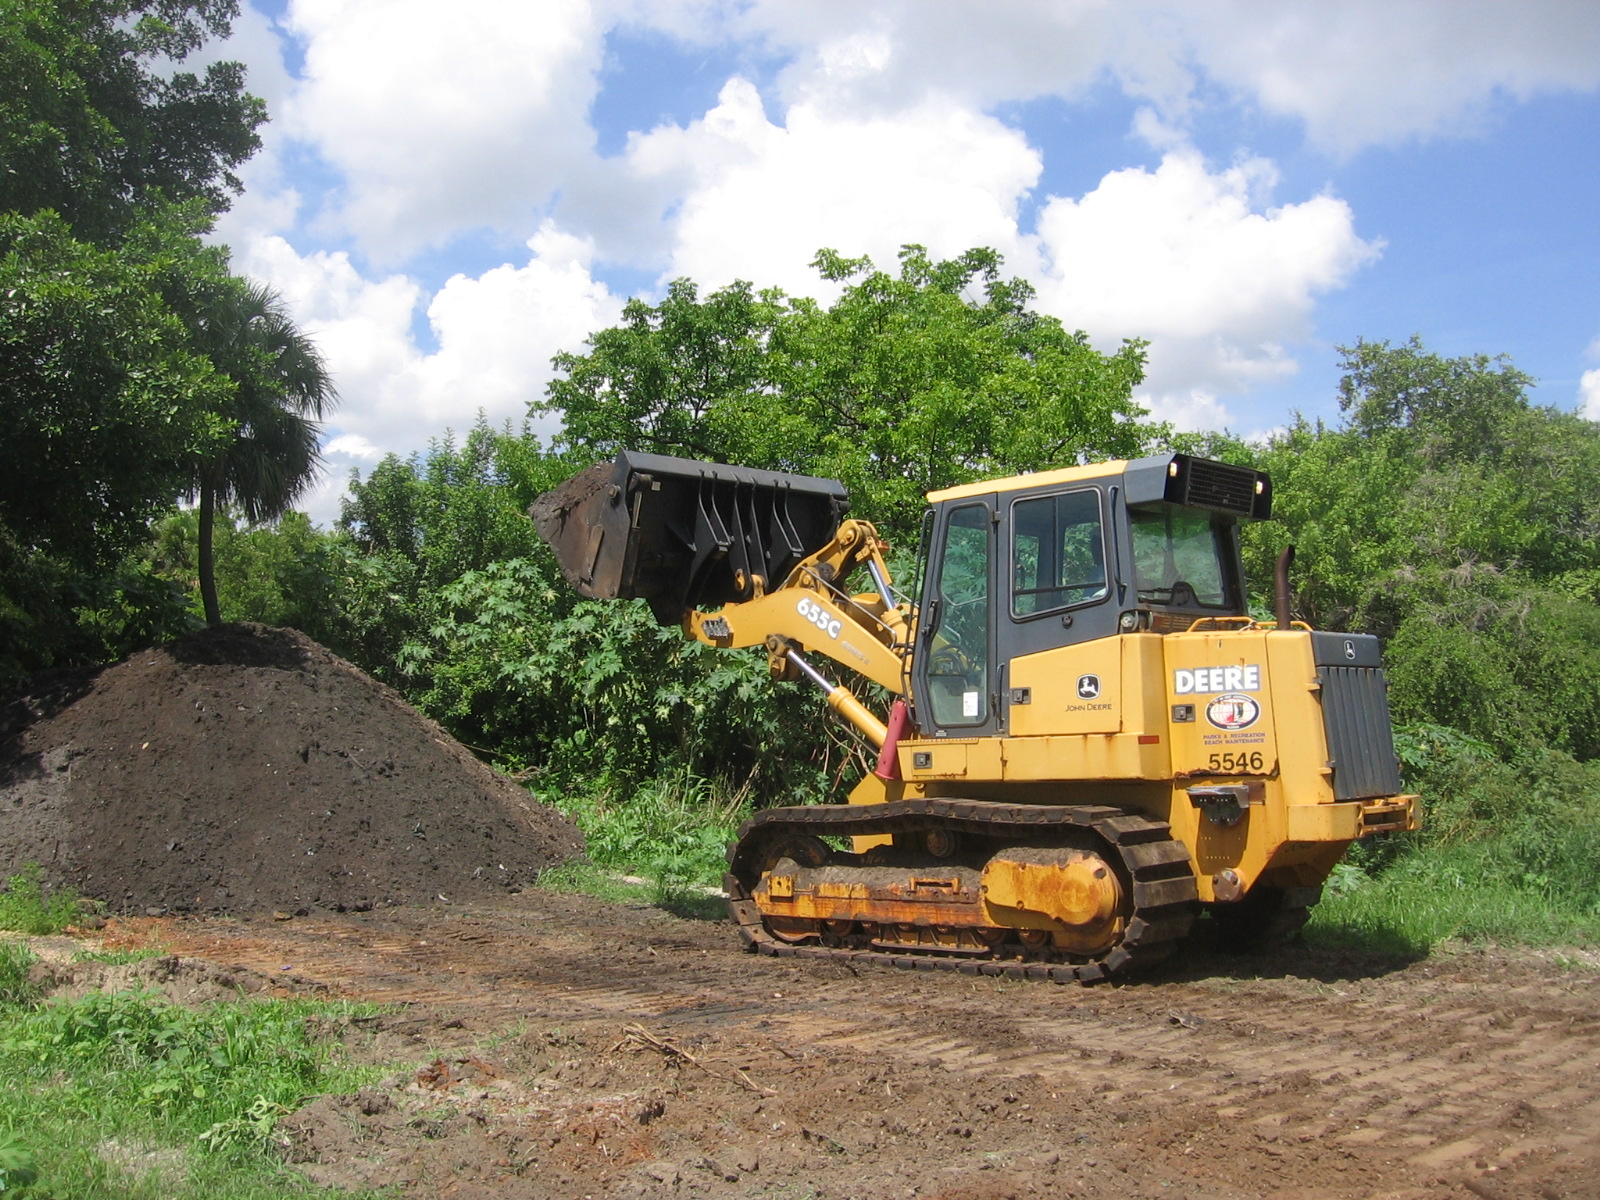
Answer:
[1173,664,1269,742]
[1205,692,1260,730]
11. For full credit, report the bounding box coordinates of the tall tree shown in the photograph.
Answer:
[541,245,1156,543]
[0,0,268,679]
[0,212,230,574]
[184,278,336,625]
[774,246,1152,537]
[0,211,233,679]
[0,0,264,242]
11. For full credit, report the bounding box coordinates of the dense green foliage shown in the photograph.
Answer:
[332,249,1156,803]
[1246,338,1600,761]
[0,0,329,686]
[1233,339,1600,950]
[0,0,264,242]
[544,246,1152,542]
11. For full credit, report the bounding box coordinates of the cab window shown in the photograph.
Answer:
[926,504,992,726]
[1011,489,1107,617]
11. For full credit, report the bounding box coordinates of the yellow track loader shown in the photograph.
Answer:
[533,451,1417,982]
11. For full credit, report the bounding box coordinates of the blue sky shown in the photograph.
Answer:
[210,2,1600,523]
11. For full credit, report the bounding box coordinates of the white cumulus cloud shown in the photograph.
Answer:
[1581,369,1600,421]
[278,0,607,263]
[725,0,1600,154]
[1028,151,1381,427]
[203,0,1600,516]
[231,224,622,523]
[1176,0,1600,154]
[625,78,1040,296]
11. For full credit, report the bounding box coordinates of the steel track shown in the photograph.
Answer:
[724,798,1199,984]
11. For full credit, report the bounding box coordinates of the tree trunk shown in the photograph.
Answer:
[198,477,221,626]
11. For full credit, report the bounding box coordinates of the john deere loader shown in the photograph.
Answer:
[533,451,1417,983]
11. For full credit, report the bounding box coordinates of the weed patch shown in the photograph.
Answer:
[542,768,750,897]
[0,866,83,936]
[0,984,388,1199]
[534,859,726,921]
[1310,841,1600,954]
[72,948,166,967]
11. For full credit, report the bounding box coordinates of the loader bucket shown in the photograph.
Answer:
[531,451,850,624]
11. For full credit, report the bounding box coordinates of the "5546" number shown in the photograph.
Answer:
[1208,751,1266,773]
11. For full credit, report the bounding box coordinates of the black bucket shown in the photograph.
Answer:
[531,451,850,624]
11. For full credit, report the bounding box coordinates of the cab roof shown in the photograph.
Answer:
[927,453,1272,522]
[926,459,1131,504]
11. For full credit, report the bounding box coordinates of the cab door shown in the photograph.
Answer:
[912,497,1001,736]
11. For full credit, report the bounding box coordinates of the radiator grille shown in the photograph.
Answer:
[1320,666,1403,801]
[1179,459,1259,515]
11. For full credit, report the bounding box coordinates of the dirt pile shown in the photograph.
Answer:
[0,624,582,915]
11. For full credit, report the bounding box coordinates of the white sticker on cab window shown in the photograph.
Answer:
[962,690,980,718]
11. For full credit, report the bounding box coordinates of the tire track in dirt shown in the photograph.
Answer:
[930,981,1600,1180]
[122,899,1600,1198]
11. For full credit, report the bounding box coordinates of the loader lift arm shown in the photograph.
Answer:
[683,516,911,746]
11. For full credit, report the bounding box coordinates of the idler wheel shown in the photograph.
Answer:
[766,916,816,944]
[981,846,1128,957]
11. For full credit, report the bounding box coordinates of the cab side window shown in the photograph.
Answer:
[1011,490,1106,617]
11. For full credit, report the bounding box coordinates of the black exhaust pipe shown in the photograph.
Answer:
[1273,544,1296,631]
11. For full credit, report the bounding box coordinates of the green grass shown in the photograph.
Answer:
[0,943,40,1008]
[534,858,726,920]
[0,978,391,1199]
[540,768,750,907]
[1305,735,1600,960]
[0,866,84,936]
[1308,841,1600,957]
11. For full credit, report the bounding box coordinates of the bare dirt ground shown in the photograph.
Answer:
[81,894,1600,1200]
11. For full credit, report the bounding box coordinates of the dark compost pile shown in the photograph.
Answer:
[0,624,582,915]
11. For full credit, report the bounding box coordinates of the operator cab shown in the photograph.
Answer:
[911,453,1272,736]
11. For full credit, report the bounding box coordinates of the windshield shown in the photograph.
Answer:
[1129,509,1233,608]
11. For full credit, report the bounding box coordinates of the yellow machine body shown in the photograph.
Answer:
[849,626,1416,903]
[535,449,1418,982]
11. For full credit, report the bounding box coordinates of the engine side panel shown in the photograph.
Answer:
[894,627,1415,901]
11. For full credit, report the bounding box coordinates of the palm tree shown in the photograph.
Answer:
[188,278,336,625]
